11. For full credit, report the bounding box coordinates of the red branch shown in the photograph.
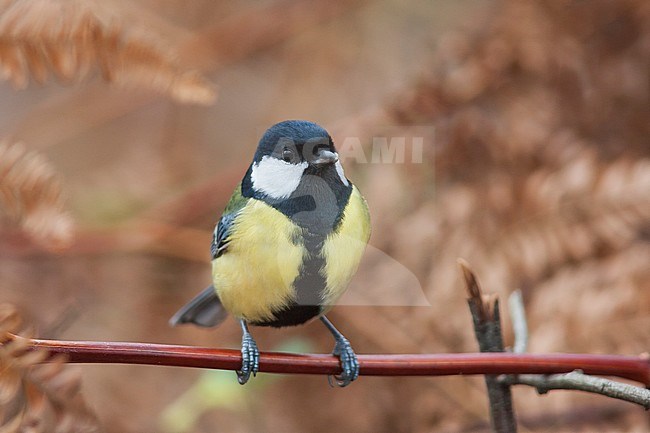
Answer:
[24,337,650,385]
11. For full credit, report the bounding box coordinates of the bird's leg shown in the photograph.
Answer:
[320,316,359,387]
[237,319,259,385]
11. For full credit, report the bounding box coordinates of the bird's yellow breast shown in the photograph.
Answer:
[212,199,303,323]
[212,185,370,323]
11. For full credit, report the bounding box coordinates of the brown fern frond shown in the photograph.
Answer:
[0,0,216,104]
[0,141,74,251]
[489,155,650,282]
[0,304,101,433]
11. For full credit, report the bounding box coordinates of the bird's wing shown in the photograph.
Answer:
[211,184,248,259]
[169,185,249,328]
[169,222,232,327]
[211,212,236,259]
[169,285,227,327]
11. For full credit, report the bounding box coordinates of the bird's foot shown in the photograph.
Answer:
[328,337,359,388]
[237,332,259,385]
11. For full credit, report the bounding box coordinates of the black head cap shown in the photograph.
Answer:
[254,120,336,165]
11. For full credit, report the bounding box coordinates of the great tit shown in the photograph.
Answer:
[170,120,371,387]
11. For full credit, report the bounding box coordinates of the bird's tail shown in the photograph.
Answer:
[169,285,228,328]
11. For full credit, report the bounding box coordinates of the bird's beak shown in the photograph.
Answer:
[310,149,338,167]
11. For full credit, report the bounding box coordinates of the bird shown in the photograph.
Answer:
[169,120,371,387]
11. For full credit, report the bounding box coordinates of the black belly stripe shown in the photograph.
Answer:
[254,231,327,327]
[293,232,327,307]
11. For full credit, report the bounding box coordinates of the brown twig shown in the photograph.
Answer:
[459,259,518,433]
[500,372,650,410]
[504,289,650,409]
[7,336,648,384]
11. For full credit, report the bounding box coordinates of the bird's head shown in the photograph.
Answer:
[248,120,349,200]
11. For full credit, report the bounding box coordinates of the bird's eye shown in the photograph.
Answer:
[282,148,293,162]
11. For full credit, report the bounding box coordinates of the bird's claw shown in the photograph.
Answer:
[328,337,359,387]
[237,333,259,385]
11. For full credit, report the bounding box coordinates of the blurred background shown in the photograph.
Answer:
[0,0,649,432]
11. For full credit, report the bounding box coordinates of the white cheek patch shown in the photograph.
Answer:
[335,160,349,186]
[251,156,308,199]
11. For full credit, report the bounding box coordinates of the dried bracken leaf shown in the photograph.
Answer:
[0,304,101,433]
[0,141,74,251]
[0,0,216,104]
